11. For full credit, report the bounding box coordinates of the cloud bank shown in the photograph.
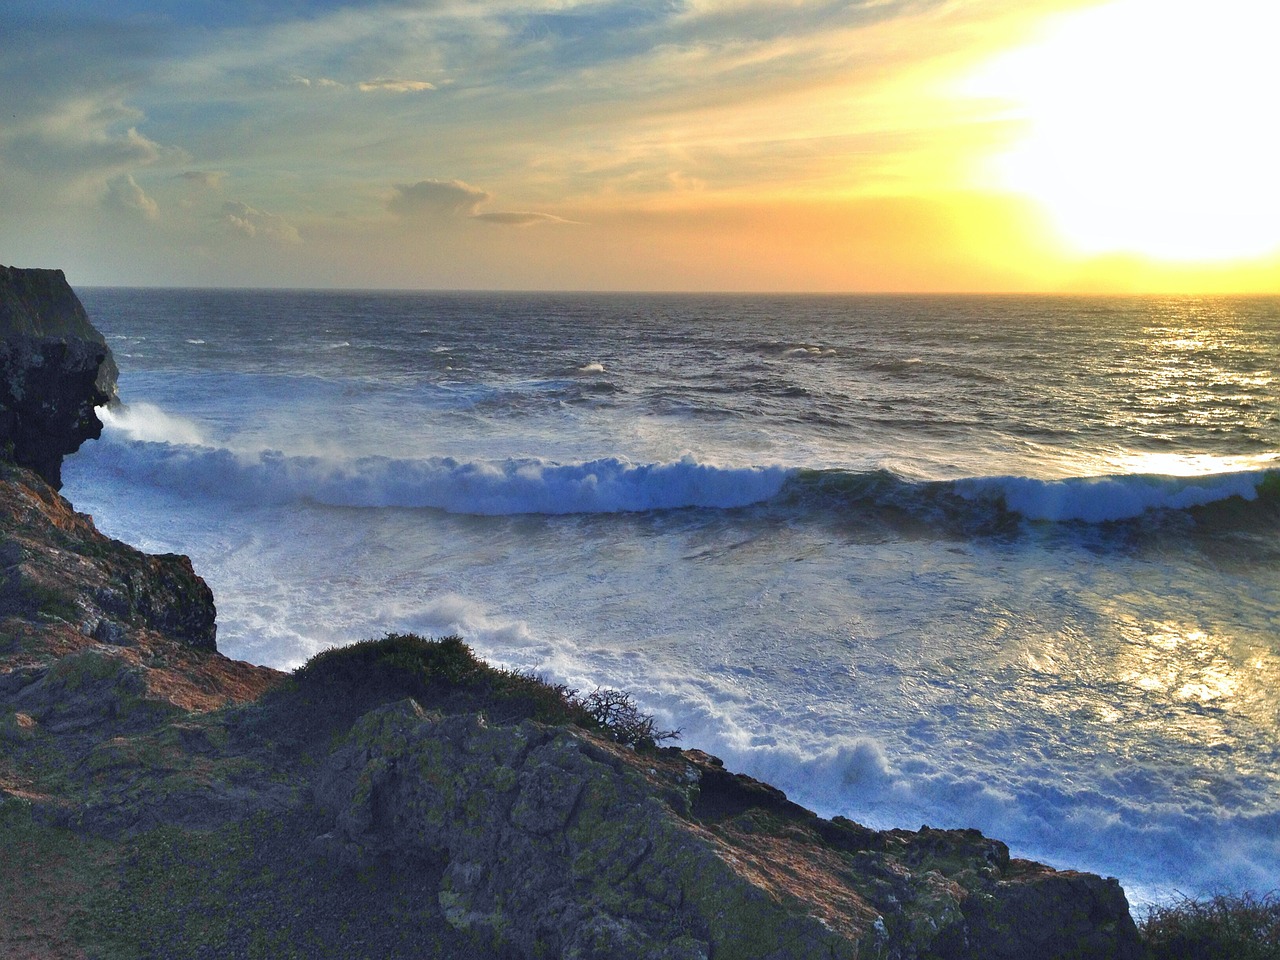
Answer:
[6,0,1274,292]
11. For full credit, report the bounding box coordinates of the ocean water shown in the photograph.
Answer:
[61,290,1280,905]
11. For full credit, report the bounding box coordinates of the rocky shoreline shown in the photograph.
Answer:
[0,265,1144,959]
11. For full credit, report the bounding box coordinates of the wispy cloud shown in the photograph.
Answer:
[222,200,302,244]
[289,74,344,89]
[473,211,576,226]
[104,173,159,221]
[179,170,227,189]
[357,79,436,93]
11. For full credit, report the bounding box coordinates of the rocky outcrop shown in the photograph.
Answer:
[0,461,219,653]
[310,701,1142,960]
[0,265,118,488]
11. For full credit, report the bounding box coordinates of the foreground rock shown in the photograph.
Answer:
[0,265,118,489]
[313,701,1141,960]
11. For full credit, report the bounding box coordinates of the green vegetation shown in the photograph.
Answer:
[1139,891,1280,960]
[1257,470,1280,502]
[290,633,678,749]
[0,798,121,959]
[71,810,477,960]
[24,581,79,622]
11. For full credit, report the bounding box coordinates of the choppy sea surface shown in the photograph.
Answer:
[62,290,1280,905]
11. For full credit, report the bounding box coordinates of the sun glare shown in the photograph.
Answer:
[961,0,1280,263]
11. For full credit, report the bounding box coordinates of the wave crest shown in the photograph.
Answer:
[956,471,1271,523]
[92,407,1277,524]
[793,466,1278,527]
[91,432,792,516]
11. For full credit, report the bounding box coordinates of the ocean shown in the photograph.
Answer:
[61,289,1280,905]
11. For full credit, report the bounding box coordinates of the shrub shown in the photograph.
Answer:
[1256,470,1280,502]
[579,687,681,750]
[289,633,678,749]
[1139,891,1280,960]
[294,633,481,703]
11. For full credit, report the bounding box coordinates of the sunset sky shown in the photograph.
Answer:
[3,0,1278,292]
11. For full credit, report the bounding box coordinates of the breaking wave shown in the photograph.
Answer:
[93,404,1277,524]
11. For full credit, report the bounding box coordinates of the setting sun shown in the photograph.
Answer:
[963,0,1280,263]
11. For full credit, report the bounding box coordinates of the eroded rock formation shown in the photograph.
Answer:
[0,265,118,488]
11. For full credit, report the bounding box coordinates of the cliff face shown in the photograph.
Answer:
[0,270,1144,959]
[0,265,119,489]
[0,460,221,654]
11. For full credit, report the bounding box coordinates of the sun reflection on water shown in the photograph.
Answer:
[1113,619,1279,726]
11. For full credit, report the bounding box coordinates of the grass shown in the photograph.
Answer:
[289,633,678,749]
[0,798,122,960]
[70,809,481,960]
[23,582,80,622]
[1139,891,1280,960]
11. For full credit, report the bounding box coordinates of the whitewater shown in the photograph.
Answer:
[61,290,1280,905]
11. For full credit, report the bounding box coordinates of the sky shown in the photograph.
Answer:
[2,0,1278,292]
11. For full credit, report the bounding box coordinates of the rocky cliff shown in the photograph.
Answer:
[0,265,118,489]
[0,270,1145,959]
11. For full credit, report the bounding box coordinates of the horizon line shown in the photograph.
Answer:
[72,283,1280,298]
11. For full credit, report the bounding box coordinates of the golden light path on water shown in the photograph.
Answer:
[1110,619,1280,770]
[1070,315,1279,477]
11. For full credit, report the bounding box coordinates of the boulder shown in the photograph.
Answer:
[0,265,118,488]
[309,699,1145,960]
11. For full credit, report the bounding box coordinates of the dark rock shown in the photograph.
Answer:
[91,618,128,646]
[0,265,118,488]
[0,461,217,651]
[304,699,1144,960]
[11,649,174,735]
[959,863,1144,960]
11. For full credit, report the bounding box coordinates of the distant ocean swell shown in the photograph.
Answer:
[94,404,1278,526]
